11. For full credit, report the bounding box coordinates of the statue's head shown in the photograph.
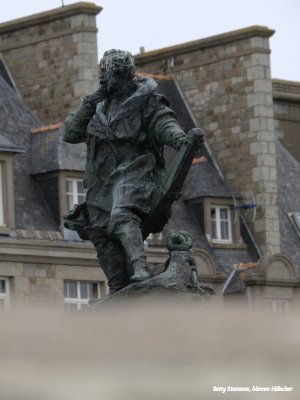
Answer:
[99,49,136,94]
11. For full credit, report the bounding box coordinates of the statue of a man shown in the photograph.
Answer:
[62,49,189,294]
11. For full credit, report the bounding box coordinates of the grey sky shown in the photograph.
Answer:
[1,0,299,81]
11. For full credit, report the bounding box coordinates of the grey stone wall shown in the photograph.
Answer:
[136,27,280,255]
[0,3,101,125]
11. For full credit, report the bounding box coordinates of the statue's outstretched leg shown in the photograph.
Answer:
[85,228,130,294]
[112,211,153,283]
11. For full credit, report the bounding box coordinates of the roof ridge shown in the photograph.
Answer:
[136,71,172,80]
[31,123,62,134]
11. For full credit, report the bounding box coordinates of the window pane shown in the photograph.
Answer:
[221,220,229,240]
[210,207,216,220]
[80,282,88,299]
[211,220,217,239]
[89,283,99,300]
[77,181,84,194]
[66,180,73,194]
[68,282,77,298]
[220,207,228,220]
[63,281,68,297]
[77,195,86,204]
[0,279,6,294]
[67,194,74,211]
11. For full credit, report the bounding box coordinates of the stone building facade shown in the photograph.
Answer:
[0,2,101,124]
[135,27,280,256]
[0,3,299,312]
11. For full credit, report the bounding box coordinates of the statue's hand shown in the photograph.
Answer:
[173,135,188,151]
[189,128,205,150]
[82,89,103,112]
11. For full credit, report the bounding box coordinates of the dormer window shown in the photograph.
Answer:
[187,197,245,249]
[66,178,86,211]
[210,205,232,243]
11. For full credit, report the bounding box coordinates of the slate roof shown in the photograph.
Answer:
[0,134,24,153]
[0,58,16,91]
[276,141,300,274]
[31,125,86,175]
[0,76,58,232]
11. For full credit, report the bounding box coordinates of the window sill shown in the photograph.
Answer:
[210,242,247,250]
[0,226,10,235]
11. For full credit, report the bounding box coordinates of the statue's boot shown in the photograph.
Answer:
[114,219,153,283]
[85,228,130,294]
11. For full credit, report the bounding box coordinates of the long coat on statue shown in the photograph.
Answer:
[62,77,185,238]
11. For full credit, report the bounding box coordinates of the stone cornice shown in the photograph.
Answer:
[0,2,102,34]
[272,79,300,103]
[135,26,275,64]
[0,26,97,52]
[0,238,98,266]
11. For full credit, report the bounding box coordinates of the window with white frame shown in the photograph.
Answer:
[0,162,4,226]
[266,299,289,314]
[210,205,232,243]
[64,280,102,312]
[65,178,86,211]
[0,277,10,310]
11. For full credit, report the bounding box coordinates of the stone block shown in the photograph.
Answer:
[0,262,23,277]
[254,218,265,233]
[268,141,277,155]
[269,167,277,181]
[250,53,270,67]
[218,148,232,159]
[77,67,98,81]
[247,65,265,81]
[73,80,94,97]
[256,154,276,167]
[257,131,273,142]
[230,126,240,134]
[77,42,98,55]
[250,141,267,155]
[247,93,268,107]
[264,205,279,220]
[14,277,30,293]
[264,181,278,193]
[250,37,269,49]
[55,264,105,281]
[34,268,47,278]
[209,122,218,131]
[256,192,271,206]
[254,105,273,118]
[249,117,268,132]
[72,32,97,44]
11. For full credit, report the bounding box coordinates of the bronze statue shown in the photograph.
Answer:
[62,49,203,295]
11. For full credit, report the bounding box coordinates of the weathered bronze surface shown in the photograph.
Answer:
[62,49,204,295]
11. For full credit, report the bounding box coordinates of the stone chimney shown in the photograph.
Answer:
[0,2,102,124]
[135,26,280,255]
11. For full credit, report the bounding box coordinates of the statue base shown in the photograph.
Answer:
[88,231,214,309]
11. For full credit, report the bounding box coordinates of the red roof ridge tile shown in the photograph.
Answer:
[31,123,62,134]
